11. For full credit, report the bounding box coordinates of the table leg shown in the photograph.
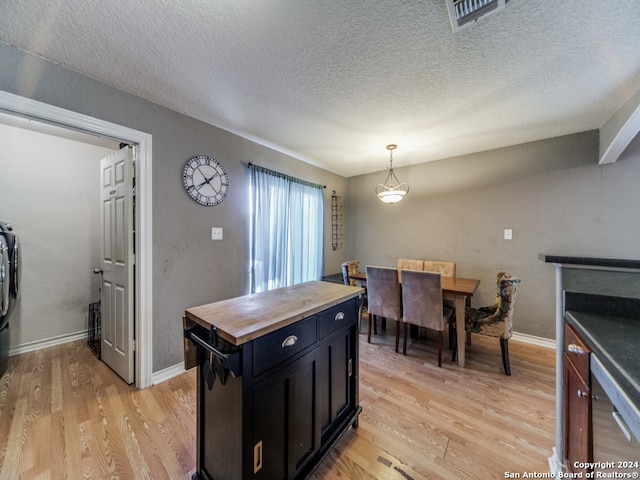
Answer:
[454,295,466,367]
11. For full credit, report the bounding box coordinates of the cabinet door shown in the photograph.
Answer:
[318,324,356,443]
[252,349,318,480]
[563,354,592,475]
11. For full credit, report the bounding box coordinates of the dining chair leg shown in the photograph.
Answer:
[448,321,454,351]
[368,313,373,343]
[451,325,458,362]
[395,321,400,353]
[402,322,408,355]
[500,338,511,376]
[374,315,378,335]
[437,331,443,367]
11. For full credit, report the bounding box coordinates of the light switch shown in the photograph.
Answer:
[211,227,223,240]
[504,229,513,240]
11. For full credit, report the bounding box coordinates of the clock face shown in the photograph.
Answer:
[183,155,229,206]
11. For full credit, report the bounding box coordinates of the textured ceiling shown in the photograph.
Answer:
[1,0,640,177]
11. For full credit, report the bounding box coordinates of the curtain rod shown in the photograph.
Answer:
[248,162,326,189]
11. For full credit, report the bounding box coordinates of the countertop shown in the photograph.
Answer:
[539,253,640,270]
[565,310,640,409]
[184,280,364,346]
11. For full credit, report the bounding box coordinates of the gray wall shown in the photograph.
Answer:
[346,132,640,339]
[0,123,116,345]
[0,42,348,371]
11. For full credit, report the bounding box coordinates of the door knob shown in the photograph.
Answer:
[93,268,103,274]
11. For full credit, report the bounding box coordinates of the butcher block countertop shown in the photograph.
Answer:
[184,280,364,346]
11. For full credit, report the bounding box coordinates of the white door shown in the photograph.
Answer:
[100,146,135,384]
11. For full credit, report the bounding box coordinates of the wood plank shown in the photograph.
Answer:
[185,280,363,345]
[0,317,555,479]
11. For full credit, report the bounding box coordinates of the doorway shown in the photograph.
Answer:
[0,90,153,389]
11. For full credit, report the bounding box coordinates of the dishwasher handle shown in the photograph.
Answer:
[612,408,633,443]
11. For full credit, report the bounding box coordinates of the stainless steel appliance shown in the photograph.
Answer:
[0,221,20,376]
[591,355,640,472]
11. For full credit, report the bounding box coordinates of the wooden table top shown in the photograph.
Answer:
[184,280,364,346]
[349,271,479,296]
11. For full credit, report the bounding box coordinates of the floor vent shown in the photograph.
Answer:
[446,0,506,32]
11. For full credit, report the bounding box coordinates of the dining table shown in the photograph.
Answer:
[348,271,480,367]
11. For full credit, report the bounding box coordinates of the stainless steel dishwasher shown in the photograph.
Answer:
[591,356,640,473]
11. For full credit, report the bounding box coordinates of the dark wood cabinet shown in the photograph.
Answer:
[317,307,358,444]
[562,323,592,476]
[186,292,361,480]
[253,348,319,479]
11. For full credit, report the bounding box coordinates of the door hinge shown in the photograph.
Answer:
[131,340,136,352]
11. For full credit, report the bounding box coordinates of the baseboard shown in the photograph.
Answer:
[9,329,88,356]
[151,362,187,385]
[548,447,564,476]
[511,331,556,349]
[11,332,188,386]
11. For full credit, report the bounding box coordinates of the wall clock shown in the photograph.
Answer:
[183,155,229,206]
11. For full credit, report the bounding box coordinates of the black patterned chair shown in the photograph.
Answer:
[464,272,521,375]
[341,260,360,286]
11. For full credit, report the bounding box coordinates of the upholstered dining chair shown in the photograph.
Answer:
[424,260,457,348]
[341,260,361,286]
[401,270,454,367]
[424,261,456,277]
[464,272,521,375]
[397,258,424,282]
[342,259,368,315]
[365,266,402,352]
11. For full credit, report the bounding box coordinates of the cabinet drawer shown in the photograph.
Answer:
[317,298,357,339]
[253,316,317,377]
[564,323,590,380]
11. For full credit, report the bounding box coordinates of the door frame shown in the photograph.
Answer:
[0,90,153,389]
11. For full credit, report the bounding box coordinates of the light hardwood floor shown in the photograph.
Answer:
[0,324,555,480]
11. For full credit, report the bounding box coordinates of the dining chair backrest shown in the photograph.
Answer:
[341,260,360,286]
[401,270,446,331]
[365,266,402,321]
[424,261,456,277]
[492,272,521,339]
[397,258,424,282]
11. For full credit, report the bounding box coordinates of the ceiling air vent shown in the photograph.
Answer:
[446,0,506,32]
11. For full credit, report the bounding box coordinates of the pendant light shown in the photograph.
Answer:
[375,144,409,204]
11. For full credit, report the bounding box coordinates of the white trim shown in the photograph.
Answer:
[9,330,88,356]
[151,362,188,385]
[548,447,564,476]
[511,331,556,349]
[0,90,153,389]
[599,84,640,164]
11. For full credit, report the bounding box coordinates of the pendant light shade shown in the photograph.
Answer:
[375,144,409,204]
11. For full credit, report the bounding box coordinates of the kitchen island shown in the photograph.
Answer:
[183,280,364,480]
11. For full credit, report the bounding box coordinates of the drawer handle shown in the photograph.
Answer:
[282,335,298,348]
[334,311,345,321]
[254,440,263,473]
[567,344,587,355]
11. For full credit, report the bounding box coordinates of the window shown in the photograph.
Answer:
[250,164,324,293]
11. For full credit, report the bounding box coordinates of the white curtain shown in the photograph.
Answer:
[250,164,324,293]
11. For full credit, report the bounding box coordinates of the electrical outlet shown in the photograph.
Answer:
[211,227,223,240]
[504,229,513,240]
